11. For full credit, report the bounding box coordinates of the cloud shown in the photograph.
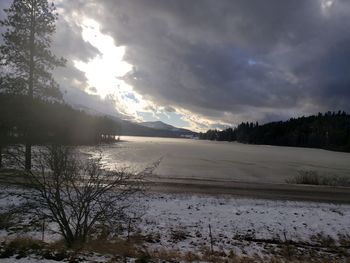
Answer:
[2,0,350,130]
[75,0,350,125]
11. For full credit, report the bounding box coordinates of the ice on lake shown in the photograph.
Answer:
[83,136,350,184]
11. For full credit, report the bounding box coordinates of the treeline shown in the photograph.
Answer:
[199,111,350,152]
[0,94,121,146]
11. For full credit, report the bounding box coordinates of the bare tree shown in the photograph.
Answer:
[25,145,144,248]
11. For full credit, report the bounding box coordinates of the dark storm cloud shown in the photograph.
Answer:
[71,0,350,124]
[294,36,350,110]
[2,0,350,126]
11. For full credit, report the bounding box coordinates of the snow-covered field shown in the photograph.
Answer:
[138,193,350,256]
[1,186,349,261]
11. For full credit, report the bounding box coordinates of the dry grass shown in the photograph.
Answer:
[150,248,183,262]
[0,211,15,230]
[0,237,45,259]
[311,233,336,247]
[6,237,45,251]
[84,238,141,258]
[338,234,350,247]
[170,228,190,242]
[286,170,350,187]
[0,235,349,262]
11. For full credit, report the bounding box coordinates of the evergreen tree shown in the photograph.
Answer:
[0,0,65,170]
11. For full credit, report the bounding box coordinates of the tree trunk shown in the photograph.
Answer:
[25,142,31,171]
[25,2,36,171]
[0,145,3,169]
[29,4,35,99]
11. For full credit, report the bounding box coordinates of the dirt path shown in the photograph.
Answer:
[146,177,350,203]
[1,169,350,203]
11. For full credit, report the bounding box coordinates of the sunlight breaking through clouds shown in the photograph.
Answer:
[74,18,132,98]
[73,18,152,120]
[321,0,335,9]
[70,18,219,130]
[320,0,335,15]
[26,0,350,131]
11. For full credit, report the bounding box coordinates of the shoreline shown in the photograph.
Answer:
[1,169,350,203]
[145,177,350,203]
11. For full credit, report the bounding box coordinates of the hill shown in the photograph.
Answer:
[114,120,196,137]
[140,121,195,136]
[72,105,197,137]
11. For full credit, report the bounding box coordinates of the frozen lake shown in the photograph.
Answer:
[86,136,350,184]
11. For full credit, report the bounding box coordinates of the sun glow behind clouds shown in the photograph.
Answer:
[321,0,335,15]
[72,18,229,130]
[73,18,150,118]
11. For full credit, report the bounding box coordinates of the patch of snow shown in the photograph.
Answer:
[1,186,350,258]
[0,257,59,263]
[136,193,350,256]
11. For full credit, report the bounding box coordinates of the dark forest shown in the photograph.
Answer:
[199,111,350,152]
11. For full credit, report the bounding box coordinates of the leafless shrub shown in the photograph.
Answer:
[286,170,350,187]
[24,145,145,248]
[286,170,320,185]
[170,228,190,242]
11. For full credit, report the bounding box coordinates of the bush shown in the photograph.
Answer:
[286,171,320,185]
[25,145,145,248]
[286,170,350,187]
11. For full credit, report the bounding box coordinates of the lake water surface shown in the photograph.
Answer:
[85,136,350,184]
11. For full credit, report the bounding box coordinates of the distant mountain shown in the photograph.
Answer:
[70,104,197,138]
[120,120,196,137]
[103,119,196,138]
[140,121,193,133]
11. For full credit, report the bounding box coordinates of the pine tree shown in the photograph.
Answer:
[0,0,65,170]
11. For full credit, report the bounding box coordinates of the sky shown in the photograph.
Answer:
[1,0,350,131]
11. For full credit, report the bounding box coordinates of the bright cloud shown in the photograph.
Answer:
[72,18,155,119]
[74,18,132,98]
[71,18,223,130]
[45,0,350,132]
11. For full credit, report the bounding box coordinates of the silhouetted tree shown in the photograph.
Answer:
[0,0,65,170]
